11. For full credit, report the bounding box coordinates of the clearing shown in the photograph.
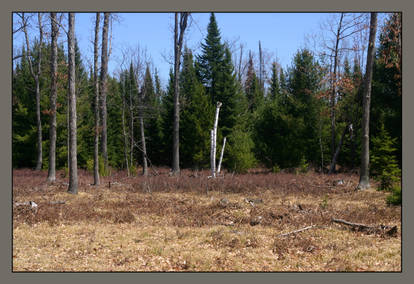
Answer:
[12,168,401,271]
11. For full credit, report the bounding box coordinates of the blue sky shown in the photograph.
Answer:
[74,12,331,86]
[14,12,381,88]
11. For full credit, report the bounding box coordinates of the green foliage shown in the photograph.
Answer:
[180,49,214,168]
[225,128,256,174]
[86,156,107,177]
[319,194,329,209]
[272,164,281,174]
[386,185,401,206]
[298,156,309,174]
[371,124,401,191]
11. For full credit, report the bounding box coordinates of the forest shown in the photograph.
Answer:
[12,12,402,272]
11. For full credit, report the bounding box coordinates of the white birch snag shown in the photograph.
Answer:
[210,129,215,178]
[217,137,227,174]
[210,101,222,178]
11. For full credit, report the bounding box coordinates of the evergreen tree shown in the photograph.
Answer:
[268,62,280,102]
[370,123,401,190]
[195,12,224,101]
[287,49,323,164]
[180,48,214,168]
[160,69,175,166]
[244,53,264,112]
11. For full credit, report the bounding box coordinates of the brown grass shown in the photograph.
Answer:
[12,168,401,271]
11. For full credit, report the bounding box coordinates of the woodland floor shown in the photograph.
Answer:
[12,168,401,272]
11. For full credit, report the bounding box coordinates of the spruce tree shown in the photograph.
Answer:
[180,48,214,168]
[268,62,280,102]
[195,12,224,102]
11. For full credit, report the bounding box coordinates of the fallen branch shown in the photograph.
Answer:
[14,200,65,206]
[332,218,398,236]
[277,225,319,237]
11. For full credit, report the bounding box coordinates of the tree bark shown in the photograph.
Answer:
[93,12,101,185]
[22,13,43,171]
[358,12,377,190]
[47,12,58,182]
[67,13,78,194]
[328,123,349,174]
[217,137,227,174]
[330,13,344,171]
[139,117,148,176]
[100,12,110,173]
[172,12,189,175]
[211,101,222,178]
[121,74,130,176]
[129,73,134,170]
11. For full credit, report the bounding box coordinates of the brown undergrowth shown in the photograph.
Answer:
[13,168,401,271]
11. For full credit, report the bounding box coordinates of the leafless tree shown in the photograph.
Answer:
[67,13,78,194]
[172,12,189,175]
[93,13,101,185]
[47,12,59,182]
[100,12,110,173]
[20,13,44,170]
[358,12,377,190]
[315,13,367,173]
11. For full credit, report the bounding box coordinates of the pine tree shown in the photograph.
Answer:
[180,48,214,168]
[370,123,401,191]
[244,53,264,113]
[160,69,175,166]
[288,49,323,164]
[268,62,280,102]
[195,12,224,101]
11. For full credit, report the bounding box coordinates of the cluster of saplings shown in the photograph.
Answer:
[12,13,401,202]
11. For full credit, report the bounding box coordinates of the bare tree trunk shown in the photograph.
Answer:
[319,116,324,173]
[22,13,43,170]
[93,13,101,185]
[329,124,349,174]
[47,12,58,182]
[129,78,134,169]
[237,43,244,82]
[259,40,264,90]
[358,12,377,190]
[211,101,222,178]
[330,13,344,171]
[140,117,148,176]
[217,137,227,174]
[100,12,110,173]
[172,12,189,175]
[210,129,215,177]
[121,78,130,176]
[67,13,78,194]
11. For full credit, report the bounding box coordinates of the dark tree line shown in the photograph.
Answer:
[12,12,401,194]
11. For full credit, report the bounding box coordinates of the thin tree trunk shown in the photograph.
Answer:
[217,137,227,174]
[358,12,377,190]
[211,101,222,178]
[330,13,344,171]
[172,12,189,175]
[121,77,130,176]
[47,12,58,182]
[100,12,110,173]
[22,13,43,170]
[210,129,215,177]
[67,13,78,194]
[93,13,101,185]
[129,77,134,169]
[35,13,43,171]
[35,80,42,170]
[328,124,349,174]
[319,116,324,173]
[140,117,148,176]
[259,40,264,90]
